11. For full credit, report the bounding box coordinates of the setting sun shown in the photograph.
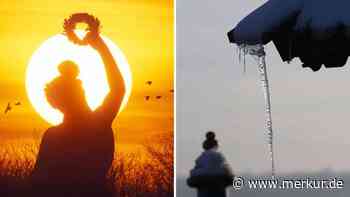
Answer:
[26,31,132,125]
[0,1,173,196]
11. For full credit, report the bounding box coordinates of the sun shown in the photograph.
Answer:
[26,32,132,125]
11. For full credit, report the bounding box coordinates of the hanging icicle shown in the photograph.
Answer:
[258,51,275,178]
[236,44,247,74]
[238,44,275,177]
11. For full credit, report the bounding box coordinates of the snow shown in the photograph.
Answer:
[230,0,350,44]
[231,0,302,45]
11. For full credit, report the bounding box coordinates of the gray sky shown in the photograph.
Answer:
[176,0,350,176]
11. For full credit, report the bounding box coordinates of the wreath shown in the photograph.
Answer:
[63,13,100,45]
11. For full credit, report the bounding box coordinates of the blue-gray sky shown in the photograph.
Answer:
[176,0,350,176]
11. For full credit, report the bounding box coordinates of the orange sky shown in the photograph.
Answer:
[0,0,173,152]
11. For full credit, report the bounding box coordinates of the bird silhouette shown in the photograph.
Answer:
[14,101,21,106]
[145,81,152,86]
[145,96,150,101]
[156,96,162,99]
[4,102,12,114]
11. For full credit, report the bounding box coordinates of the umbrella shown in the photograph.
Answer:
[227,0,350,177]
[228,0,350,71]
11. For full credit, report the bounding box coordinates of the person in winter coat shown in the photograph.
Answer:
[187,131,234,197]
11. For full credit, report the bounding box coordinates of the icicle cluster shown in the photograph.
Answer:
[238,44,275,177]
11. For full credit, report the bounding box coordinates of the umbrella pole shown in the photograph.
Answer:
[258,53,275,178]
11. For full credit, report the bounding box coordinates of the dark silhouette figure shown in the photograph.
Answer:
[31,32,125,196]
[187,132,234,197]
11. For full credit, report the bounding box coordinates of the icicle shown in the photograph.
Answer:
[237,44,247,75]
[239,45,245,74]
[238,45,242,64]
[238,44,275,177]
[258,52,275,178]
[243,46,246,74]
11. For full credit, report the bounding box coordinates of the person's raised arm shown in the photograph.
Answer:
[87,33,125,121]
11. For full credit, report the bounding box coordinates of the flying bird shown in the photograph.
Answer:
[155,96,162,99]
[145,81,152,86]
[145,96,150,101]
[4,102,11,114]
[14,101,21,106]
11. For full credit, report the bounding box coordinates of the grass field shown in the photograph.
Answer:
[0,132,173,197]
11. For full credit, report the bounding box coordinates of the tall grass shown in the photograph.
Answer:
[0,132,173,197]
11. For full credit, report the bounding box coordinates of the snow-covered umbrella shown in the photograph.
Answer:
[227,0,350,176]
[228,0,350,71]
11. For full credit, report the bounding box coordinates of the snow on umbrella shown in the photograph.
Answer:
[227,0,350,177]
[228,0,350,71]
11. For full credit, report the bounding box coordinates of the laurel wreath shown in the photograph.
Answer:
[63,13,100,45]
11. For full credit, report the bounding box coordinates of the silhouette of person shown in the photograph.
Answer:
[187,131,234,197]
[31,32,125,196]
